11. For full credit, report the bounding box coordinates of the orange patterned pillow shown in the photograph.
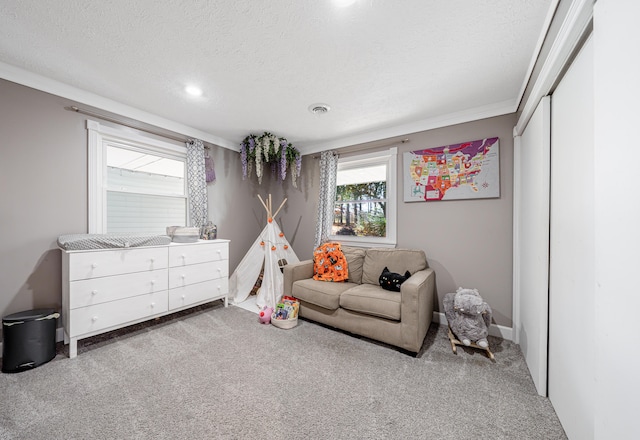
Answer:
[313,242,349,282]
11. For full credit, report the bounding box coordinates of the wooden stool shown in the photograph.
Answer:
[448,327,495,361]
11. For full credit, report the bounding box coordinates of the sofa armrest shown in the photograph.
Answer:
[283,259,314,297]
[399,268,436,351]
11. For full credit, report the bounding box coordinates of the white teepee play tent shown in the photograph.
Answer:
[229,194,299,309]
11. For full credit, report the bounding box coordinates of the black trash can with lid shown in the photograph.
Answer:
[2,308,59,373]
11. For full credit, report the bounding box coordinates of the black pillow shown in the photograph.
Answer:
[379,267,411,292]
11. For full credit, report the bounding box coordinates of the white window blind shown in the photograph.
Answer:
[88,120,188,234]
[106,192,186,234]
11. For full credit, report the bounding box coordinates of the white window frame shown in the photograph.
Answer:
[330,147,397,248]
[87,119,188,234]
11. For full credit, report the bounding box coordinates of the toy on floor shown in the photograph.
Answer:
[270,296,300,329]
[258,306,274,324]
[444,287,494,360]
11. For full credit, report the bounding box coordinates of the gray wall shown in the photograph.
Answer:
[1,80,87,323]
[282,114,516,327]
[0,79,262,336]
[0,77,515,337]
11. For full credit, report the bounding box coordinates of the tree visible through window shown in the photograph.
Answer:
[330,148,397,246]
[334,179,387,237]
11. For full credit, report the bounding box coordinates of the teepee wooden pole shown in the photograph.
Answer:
[257,194,287,219]
[272,198,287,218]
[257,194,269,215]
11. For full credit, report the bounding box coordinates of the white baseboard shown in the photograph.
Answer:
[433,312,513,341]
[0,327,65,359]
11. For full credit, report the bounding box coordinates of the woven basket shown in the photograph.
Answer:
[270,315,298,329]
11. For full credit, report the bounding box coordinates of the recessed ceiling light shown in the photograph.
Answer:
[185,85,203,97]
[308,103,331,115]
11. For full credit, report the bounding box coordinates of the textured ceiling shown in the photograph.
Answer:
[0,0,553,153]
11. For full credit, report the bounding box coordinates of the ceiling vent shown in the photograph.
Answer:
[308,103,331,115]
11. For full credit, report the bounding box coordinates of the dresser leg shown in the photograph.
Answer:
[224,295,228,307]
[69,338,78,359]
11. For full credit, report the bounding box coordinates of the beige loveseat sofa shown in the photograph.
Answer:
[283,247,435,353]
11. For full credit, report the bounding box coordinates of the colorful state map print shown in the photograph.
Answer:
[403,137,500,202]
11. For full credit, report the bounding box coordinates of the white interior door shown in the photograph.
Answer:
[549,36,595,440]
[514,96,551,397]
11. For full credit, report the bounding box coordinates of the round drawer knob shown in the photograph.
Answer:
[151,280,156,285]
[91,263,98,269]
[181,295,186,300]
[150,258,155,263]
[181,274,186,279]
[150,302,155,308]
[91,316,98,322]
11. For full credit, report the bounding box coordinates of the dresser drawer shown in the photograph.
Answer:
[69,269,168,309]
[168,261,228,289]
[169,242,228,267]
[68,247,168,281]
[69,291,169,337]
[169,278,229,310]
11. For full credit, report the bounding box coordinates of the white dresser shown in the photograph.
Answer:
[61,239,229,358]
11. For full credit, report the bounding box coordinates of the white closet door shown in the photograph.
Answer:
[514,96,551,397]
[549,36,595,440]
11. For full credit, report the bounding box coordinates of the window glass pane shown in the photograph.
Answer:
[330,148,396,245]
[334,161,388,238]
[336,181,387,202]
[106,145,185,195]
[107,167,184,195]
[107,145,184,178]
[106,192,186,234]
[332,201,387,237]
[336,164,386,185]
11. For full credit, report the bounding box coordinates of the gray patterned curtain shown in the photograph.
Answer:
[186,139,208,228]
[314,150,339,249]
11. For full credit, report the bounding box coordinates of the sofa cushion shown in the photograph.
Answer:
[339,284,401,321]
[293,279,358,310]
[361,248,428,285]
[341,246,365,284]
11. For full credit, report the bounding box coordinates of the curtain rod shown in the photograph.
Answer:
[65,105,209,148]
[312,138,410,159]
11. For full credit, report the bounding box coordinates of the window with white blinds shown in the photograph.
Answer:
[105,154,187,233]
[88,120,188,234]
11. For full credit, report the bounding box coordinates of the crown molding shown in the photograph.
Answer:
[0,61,238,151]
[299,98,517,155]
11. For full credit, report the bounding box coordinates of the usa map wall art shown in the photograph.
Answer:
[403,137,500,202]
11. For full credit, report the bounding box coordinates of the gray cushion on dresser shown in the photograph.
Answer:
[57,233,171,250]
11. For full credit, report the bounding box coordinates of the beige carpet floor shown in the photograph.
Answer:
[0,302,566,439]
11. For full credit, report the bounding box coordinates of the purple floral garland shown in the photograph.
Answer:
[240,132,302,188]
